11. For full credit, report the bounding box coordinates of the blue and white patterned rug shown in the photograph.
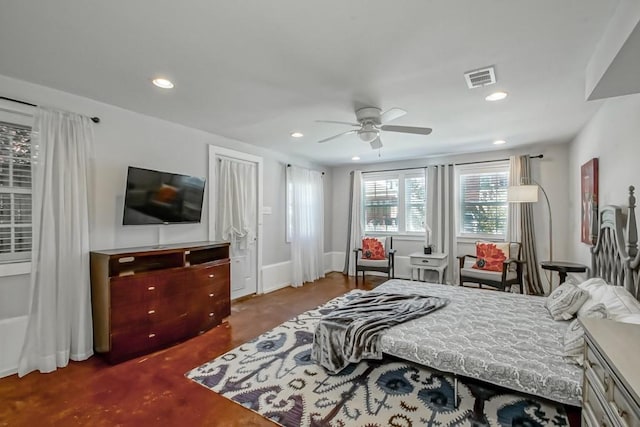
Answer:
[186,291,569,426]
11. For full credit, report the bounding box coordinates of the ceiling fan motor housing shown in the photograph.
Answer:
[355,107,382,124]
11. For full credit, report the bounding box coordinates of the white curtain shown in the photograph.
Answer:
[343,171,363,276]
[426,165,455,284]
[507,155,522,243]
[287,166,324,287]
[19,107,95,376]
[217,158,256,252]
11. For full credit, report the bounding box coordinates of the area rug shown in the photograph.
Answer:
[186,291,569,426]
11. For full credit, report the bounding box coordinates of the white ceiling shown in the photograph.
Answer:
[0,0,619,165]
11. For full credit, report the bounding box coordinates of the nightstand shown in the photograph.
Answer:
[409,252,448,283]
[581,318,640,427]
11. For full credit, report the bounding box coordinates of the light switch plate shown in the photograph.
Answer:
[262,206,272,215]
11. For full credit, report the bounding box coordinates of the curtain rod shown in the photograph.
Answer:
[286,163,325,175]
[354,155,543,174]
[454,154,543,167]
[0,96,101,123]
[361,166,427,174]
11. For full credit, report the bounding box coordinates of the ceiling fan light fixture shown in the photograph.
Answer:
[358,129,379,144]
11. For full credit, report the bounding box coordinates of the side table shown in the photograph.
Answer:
[409,252,448,283]
[540,261,588,286]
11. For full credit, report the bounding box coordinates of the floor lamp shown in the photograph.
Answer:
[507,182,553,263]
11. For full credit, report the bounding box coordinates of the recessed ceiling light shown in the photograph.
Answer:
[485,91,508,101]
[493,140,507,145]
[352,156,360,161]
[152,78,174,89]
[290,132,304,138]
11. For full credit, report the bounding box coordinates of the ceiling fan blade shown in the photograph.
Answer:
[317,130,357,143]
[380,125,432,135]
[315,120,360,127]
[369,137,383,150]
[380,108,407,124]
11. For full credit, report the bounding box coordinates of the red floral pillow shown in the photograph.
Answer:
[362,237,386,260]
[472,242,510,272]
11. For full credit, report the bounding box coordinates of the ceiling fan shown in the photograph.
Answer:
[317,107,432,150]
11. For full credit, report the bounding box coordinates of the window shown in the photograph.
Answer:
[456,162,509,239]
[362,169,426,234]
[0,121,32,262]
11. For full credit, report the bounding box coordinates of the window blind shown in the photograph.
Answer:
[405,175,426,233]
[363,177,399,232]
[362,168,426,234]
[0,121,32,259]
[459,170,508,236]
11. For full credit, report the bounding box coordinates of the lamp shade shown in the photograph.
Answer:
[507,185,539,203]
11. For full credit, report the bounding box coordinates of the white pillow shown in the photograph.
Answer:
[576,279,640,319]
[545,282,589,320]
[564,303,608,365]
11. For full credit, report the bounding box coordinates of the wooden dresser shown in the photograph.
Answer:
[581,318,640,426]
[90,241,230,363]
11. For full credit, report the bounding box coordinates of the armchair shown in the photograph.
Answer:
[353,236,396,287]
[457,242,525,293]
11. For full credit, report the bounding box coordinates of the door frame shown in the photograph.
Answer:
[208,145,264,295]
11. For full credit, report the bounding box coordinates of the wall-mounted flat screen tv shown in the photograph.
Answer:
[122,166,206,225]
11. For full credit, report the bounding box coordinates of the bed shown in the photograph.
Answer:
[372,186,640,407]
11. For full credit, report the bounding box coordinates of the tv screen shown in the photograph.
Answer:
[122,166,206,225]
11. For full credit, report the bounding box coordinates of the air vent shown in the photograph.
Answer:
[464,66,496,89]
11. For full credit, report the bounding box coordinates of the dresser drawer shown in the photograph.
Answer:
[191,280,229,301]
[111,298,188,330]
[585,344,609,395]
[409,256,446,267]
[110,270,188,308]
[188,308,220,335]
[584,382,614,427]
[191,263,230,288]
[610,378,640,427]
[110,314,188,362]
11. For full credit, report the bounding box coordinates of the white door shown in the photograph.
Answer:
[209,146,263,299]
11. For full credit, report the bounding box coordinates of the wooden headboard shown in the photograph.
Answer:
[591,186,639,299]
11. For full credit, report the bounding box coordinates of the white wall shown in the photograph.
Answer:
[0,73,332,375]
[569,93,640,266]
[331,143,571,291]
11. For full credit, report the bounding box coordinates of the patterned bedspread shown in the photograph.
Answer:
[312,292,448,374]
[377,280,583,406]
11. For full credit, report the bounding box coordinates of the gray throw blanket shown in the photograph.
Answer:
[311,292,448,374]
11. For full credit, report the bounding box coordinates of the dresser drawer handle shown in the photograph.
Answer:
[421,260,429,264]
[148,309,155,315]
[148,286,155,291]
[148,333,156,338]
[208,274,215,279]
[209,293,214,297]
[609,401,627,423]
[209,312,214,317]
[603,375,610,393]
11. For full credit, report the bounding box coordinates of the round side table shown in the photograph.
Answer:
[540,261,588,286]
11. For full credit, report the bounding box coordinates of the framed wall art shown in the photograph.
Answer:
[581,158,599,245]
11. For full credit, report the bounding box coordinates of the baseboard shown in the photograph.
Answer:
[261,252,343,294]
[261,260,292,294]
[0,315,28,378]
